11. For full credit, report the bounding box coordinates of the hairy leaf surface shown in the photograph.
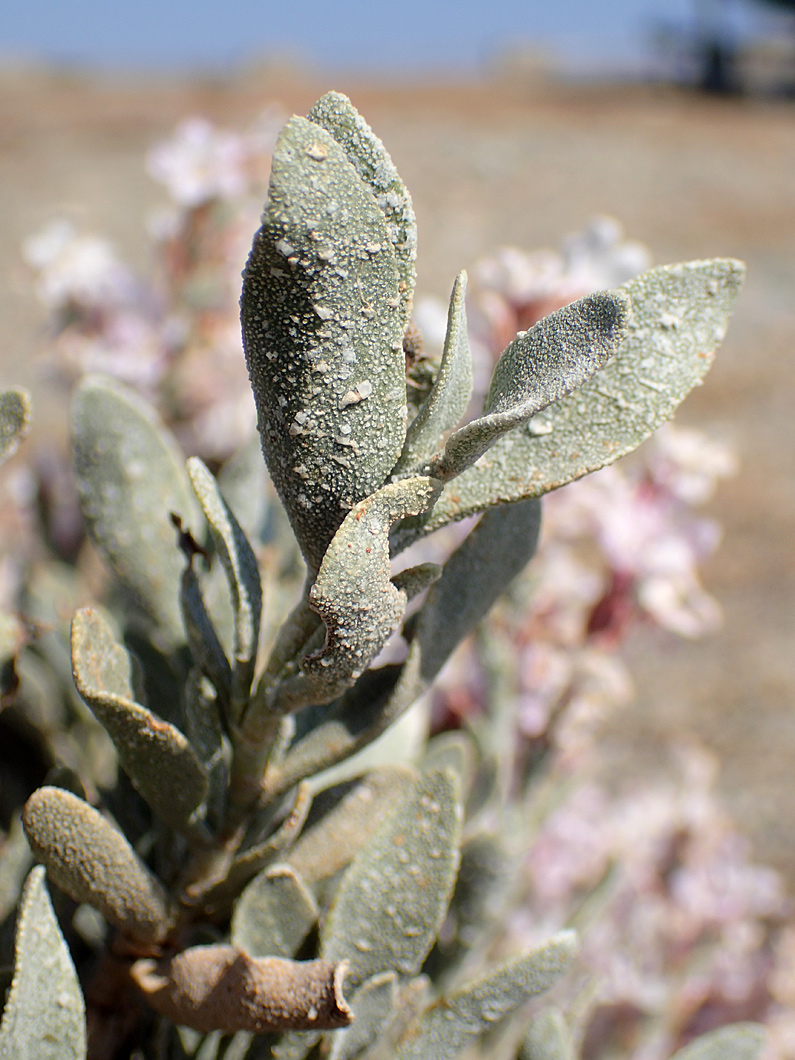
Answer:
[308,90,417,329]
[242,116,407,573]
[0,867,86,1060]
[71,376,200,638]
[22,787,172,944]
[429,290,629,480]
[394,270,473,474]
[321,768,462,990]
[188,457,262,722]
[395,933,578,1060]
[409,259,744,537]
[72,607,208,830]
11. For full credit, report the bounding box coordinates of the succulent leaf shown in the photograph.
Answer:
[395,932,578,1060]
[22,786,173,944]
[232,864,317,959]
[393,270,473,474]
[307,90,417,329]
[241,115,407,573]
[187,457,263,721]
[0,866,86,1060]
[0,387,31,466]
[415,497,541,682]
[288,766,416,889]
[429,289,630,481]
[321,767,462,990]
[71,376,201,639]
[669,1024,766,1060]
[270,477,441,713]
[413,259,744,535]
[71,607,209,831]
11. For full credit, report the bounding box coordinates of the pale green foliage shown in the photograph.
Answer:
[7,90,756,1060]
[22,787,173,945]
[71,375,202,639]
[0,867,85,1060]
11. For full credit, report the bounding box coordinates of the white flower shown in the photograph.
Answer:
[23,221,138,312]
[147,118,249,208]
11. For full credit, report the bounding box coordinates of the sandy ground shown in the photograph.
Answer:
[2,66,795,875]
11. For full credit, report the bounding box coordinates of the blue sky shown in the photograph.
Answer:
[1,0,790,75]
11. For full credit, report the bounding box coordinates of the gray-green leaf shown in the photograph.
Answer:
[188,458,262,722]
[429,290,629,481]
[669,1024,766,1060]
[395,932,578,1060]
[22,787,173,944]
[71,607,209,832]
[271,477,440,713]
[328,972,398,1060]
[288,767,416,889]
[518,1007,573,1060]
[241,115,407,573]
[232,864,317,957]
[71,376,200,639]
[393,270,472,474]
[412,259,744,536]
[414,497,541,682]
[0,388,31,466]
[0,866,86,1060]
[308,91,417,329]
[322,767,462,990]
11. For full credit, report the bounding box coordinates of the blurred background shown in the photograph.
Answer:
[1,0,795,878]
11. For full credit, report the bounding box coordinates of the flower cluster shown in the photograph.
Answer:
[23,111,281,460]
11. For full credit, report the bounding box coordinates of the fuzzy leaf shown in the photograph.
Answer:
[518,1008,573,1060]
[188,458,262,721]
[288,767,416,888]
[321,768,462,990]
[308,91,417,329]
[241,115,407,573]
[0,387,31,466]
[415,497,541,682]
[71,376,200,639]
[425,831,515,986]
[429,290,629,481]
[411,259,744,536]
[270,477,440,713]
[71,607,209,831]
[0,867,86,1060]
[22,787,173,944]
[393,270,472,474]
[328,971,398,1060]
[232,864,318,958]
[395,932,578,1060]
[670,1024,766,1060]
